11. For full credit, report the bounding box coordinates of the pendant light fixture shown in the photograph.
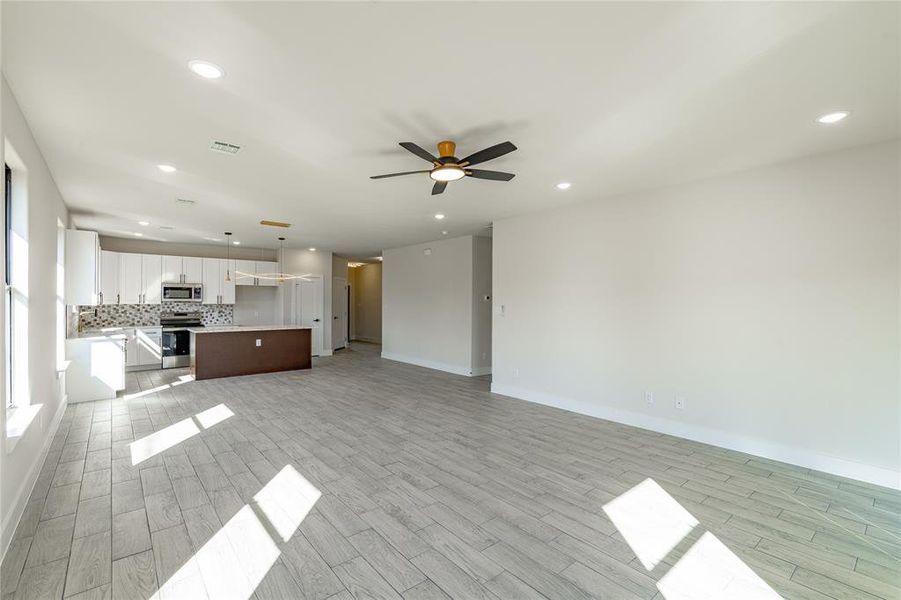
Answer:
[223,232,232,282]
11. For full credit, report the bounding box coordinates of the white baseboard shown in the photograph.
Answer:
[352,336,382,344]
[381,352,477,377]
[1,394,68,562]
[490,383,900,491]
[471,366,492,376]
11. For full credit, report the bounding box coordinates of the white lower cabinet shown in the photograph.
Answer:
[125,327,162,370]
[66,335,126,402]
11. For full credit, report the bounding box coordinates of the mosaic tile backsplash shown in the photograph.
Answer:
[77,302,234,330]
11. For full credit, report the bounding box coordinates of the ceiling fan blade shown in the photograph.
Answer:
[370,170,431,179]
[399,142,439,163]
[459,141,517,166]
[432,181,447,195]
[466,169,515,181]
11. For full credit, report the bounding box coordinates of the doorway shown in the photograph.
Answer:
[332,276,347,351]
[295,276,323,356]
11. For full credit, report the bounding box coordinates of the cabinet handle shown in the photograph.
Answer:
[117,293,120,305]
[99,292,103,304]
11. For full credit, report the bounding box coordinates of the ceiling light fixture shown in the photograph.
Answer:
[434,214,445,220]
[133,232,143,237]
[308,247,316,252]
[429,165,466,182]
[138,221,150,226]
[243,237,310,284]
[158,164,176,173]
[556,182,571,190]
[188,60,224,80]
[233,241,240,246]
[816,111,849,124]
[224,232,232,282]
[376,256,383,261]
[441,230,448,235]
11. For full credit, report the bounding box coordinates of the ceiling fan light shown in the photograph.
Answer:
[430,165,465,182]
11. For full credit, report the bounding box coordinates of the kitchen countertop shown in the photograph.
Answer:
[69,326,161,340]
[189,325,312,334]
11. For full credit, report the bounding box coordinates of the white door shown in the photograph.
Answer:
[119,253,143,304]
[256,261,278,286]
[142,254,163,304]
[201,258,220,304]
[220,260,236,304]
[161,255,183,283]
[183,257,203,284]
[100,251,120,305]
[332,277,347,350]
[234,260,256,286]
[296,276,323,356]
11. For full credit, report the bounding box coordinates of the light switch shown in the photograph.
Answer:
[256,339,262,347]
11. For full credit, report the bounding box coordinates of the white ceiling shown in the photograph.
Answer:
[2,2,898,256]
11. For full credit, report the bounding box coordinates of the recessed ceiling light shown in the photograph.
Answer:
[556,182,571,190]
[188,60,224,80]
[441,230,448,235]
[376,256,383,261]
[816,111,849,124]
[138,221,149,226]
[233,241,240,245]
[308,247,316,252]
[434,214,445,220]
[133,232,143,237]
[158,164,176,173]
[204,237,222,242]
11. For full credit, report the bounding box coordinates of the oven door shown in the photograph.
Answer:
[162,329,192,368]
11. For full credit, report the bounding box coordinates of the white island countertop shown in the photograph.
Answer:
[188,325,313,334]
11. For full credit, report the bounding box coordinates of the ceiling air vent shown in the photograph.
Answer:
[210,140,242,155]
[159,225,175,230]
[175,198,196,206]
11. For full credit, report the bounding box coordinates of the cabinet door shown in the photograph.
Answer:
[201,258,221,304]
[64,230,101,305]
[256,261,278,286]
[136,330,162,366]
[183,257,203,284]
[161,255,183,283]
[221,260,236,304]
[234,260,257,286]
[142,255,163,304]
[119,253,143,304]
[100,251,120,304]
[124,329,139,367]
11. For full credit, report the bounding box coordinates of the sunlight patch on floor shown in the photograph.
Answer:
[195,404,234,429]
[603,478,699,569]
[129,418,200,465]
[253,465,322,542]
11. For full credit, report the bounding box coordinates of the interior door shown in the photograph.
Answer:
[332,277,347,350]
[119,253,143,304]
[183,257,203,284]
[142,254,163,304]
[297,276,323,356]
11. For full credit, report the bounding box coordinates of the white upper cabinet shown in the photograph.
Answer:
[100,250,120,305]
[202,258,236,305]
[234,260,256,286]
[142,254,162,304]
[161,255,183,283]
[183,257,203,284]
[256,261,279,286]
[119,253,143,304]
[65,230,101,305]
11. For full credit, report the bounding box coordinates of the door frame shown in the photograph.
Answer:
[332,276,347,351]
[295,275,324,357]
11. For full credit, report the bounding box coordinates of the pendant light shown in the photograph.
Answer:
[223,232,232,282]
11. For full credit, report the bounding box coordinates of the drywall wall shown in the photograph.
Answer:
[492,141,900,488]
[233,286,280,326]
[281,247,333,354]
[349,263,382,343]
[99,236,277,261]
[0,77,71,557]
[471,237,492,375]
[383,235,492,376]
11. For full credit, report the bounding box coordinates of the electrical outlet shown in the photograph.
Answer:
[675,396,685,410]
[256,339,262,347]
[645,391,654,405]
[513,368,520,377]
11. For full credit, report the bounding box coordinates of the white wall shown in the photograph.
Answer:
[492,141,900,489]
[471,237,492,375]
[233,286,280,326]
[281,248,333,354]
[383,235,492,376]
[0,77,71,556]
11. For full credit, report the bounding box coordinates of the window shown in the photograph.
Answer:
[5,160,29,409]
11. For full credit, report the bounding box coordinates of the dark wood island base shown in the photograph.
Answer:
[190,326,312,380]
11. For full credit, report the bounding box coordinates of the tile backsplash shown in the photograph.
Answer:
[77,302,234,330]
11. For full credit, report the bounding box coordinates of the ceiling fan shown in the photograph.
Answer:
[371,140,517,195]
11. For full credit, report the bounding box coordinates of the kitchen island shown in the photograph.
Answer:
[189,325,312,380]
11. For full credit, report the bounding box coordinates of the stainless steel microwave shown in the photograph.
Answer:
[161,283,203,303]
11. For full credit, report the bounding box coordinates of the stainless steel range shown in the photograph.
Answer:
[160,311,204,368]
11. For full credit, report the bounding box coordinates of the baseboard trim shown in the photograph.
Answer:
[490,383,900,490]
[352,336,382,344]
[471,366,492,376]
[381,352,476,377]
[1,394,68,562]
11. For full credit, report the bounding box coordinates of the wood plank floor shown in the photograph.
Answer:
[2,342,899,599]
